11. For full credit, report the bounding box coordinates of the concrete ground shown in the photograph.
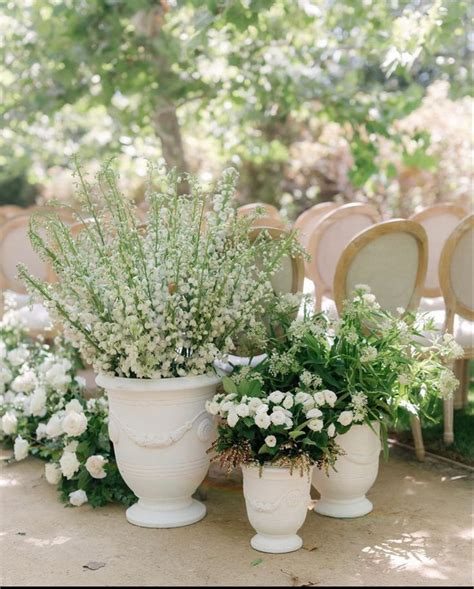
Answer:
[1,447,473,587]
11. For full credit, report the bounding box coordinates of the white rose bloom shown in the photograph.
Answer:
[255,403,269,415]
[30,387,47,417]
[268,390,285,404]
[46,413,63,439]
[7,347,29,366]
[306,407,323,419]
[36,423,47,440]
[43,359,72,389]
[0,341,6,359]
[14,436,29,461]
[308,418,324,432]
[0,366,12,384]
[254,412,271,429]
[248,398,262,414]
[65,399,83,414]
[323,390,337,407]
[59,451,80,479]
[284,417,293,429]
[205,400,220,416]
[12,371,37,393]
[45,462,62,485]
[85,455,108,479]
[270,410,286,426]
[2,411,17,435]
[282,394,294,409]
[62,411,88,437]
[327,423,336,437]
[295,391,312,405]
[236,403,250,418]
[227,410,239,428]
[313,391,326,406]
[265,435,277,448]
[63,440,79,453]
[337,411,354,427]
[69,489,88,507]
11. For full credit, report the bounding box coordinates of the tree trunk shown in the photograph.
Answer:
[152,104,190,192]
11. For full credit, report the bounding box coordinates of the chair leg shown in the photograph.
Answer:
[314,283,323,313]
[461,359,470,408]
[410,415,425,462]
[443,396,454,445]
[453,359,466,410]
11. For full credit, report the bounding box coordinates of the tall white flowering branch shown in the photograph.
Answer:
[19,162,302,378]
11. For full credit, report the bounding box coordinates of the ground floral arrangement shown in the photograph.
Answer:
[0,306,134,507]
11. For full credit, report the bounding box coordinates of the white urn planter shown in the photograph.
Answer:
[312,422,381,518]
[96,373,220,528]
[242,465,313,553]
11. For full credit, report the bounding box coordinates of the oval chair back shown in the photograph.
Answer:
[333,219,428,315]
[410,203,468,298]
[237,202,286,230]
[306,203,381,310]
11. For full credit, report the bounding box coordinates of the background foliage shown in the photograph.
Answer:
[1,0,472,216]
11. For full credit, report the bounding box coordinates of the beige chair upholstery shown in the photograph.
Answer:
[438,214,474,444]
[411,204,468,311]
[334,219,428,461]
[306,203,381,310]
[237,203,286,230]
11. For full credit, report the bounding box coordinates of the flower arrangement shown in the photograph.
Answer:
[208,287,461,464]
[19,163,302,379]
[0,305,134,507]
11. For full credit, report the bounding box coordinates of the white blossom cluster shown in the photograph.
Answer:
[20,165,302,379]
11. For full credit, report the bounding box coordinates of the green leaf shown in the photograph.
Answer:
[222,376,237,395]
[250,558,263,567]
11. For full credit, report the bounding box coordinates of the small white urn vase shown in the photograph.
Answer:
[242,465,313,553]
[312,422,381,518]
[96,373,220,528]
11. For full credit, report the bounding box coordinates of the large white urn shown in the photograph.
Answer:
[242,465,313,553]
[312,423,381,518]
[96,373,220,528]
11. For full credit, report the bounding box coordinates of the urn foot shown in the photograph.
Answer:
[314,496,373,519]
[126,498,206,528]
[250,533,303,554]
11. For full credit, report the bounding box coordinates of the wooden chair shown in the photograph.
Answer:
[305,203,381,311]
[438,214,473,443]
[410,204,468,311]
[237,203,287,230]
[333,219,428,460]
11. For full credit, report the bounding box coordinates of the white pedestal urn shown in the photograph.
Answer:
[312,422,381,518]
[242,465,313,553]
[96,373,220,528]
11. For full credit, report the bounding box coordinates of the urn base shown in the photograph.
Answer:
[126,498,206,528]
[314,496,373,519]
[250,533,303,554]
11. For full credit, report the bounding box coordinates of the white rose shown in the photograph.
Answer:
[227,410,239,428]
[36,423,47,440]
[2,411,17,435]
[85,455,107,479]
[306,407,323,419]
[62,411,88,437]
[337,411,354,427]
[295,391,312,405]
[0,341,6,359]
[0,366,12,384]
[7,347,29,366]
[327,423,336,437]
[14,436,29,461]
[30,387,47,417]
[11,371,37,393]
[284,417,293,429]
[59,451,80,480]
[271,410,286,426]
[65,399,83,414]
[46,413,63,439]
[268,390,285,404]
[45,462,62,485]
[314,392,326,406]
[236,403,250,418]
[69,489,88,507]
[248,398,262,414]
[205,400,220,416]
[308,418,324,432]
[256,404,269,415]
[282,394,294,409]
[323,390,337,407]
[254,412,271,429]
[265,435,277,448]
[362,293,377,305]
